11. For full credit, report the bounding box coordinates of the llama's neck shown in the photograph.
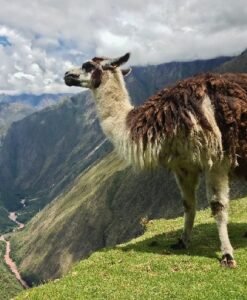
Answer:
[92,71,164,169]
[93,71,133,147]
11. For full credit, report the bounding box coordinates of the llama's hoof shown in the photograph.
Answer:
[220,254,237,268]
[170,238,187,250]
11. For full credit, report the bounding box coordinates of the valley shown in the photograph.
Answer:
[0,51,246,298]
[0,206,28,298]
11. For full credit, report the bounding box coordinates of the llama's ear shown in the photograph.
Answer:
[121,68,132,77]
[110,53,130,67]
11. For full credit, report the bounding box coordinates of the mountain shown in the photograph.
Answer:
[127,56,232,105]
[0,93,70,108]
[0,94,71,138]
[215,49,247,73]
[0,92,111,217]
[15,197,247,299]
[0,102,35,137]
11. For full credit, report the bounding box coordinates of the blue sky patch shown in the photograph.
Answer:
[0,35,11,47]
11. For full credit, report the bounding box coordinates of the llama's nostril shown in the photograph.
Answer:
[64,71,70,77]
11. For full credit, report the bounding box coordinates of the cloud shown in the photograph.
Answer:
[0,26,78,94]
[0,0,246,94]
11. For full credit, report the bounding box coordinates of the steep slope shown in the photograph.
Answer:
[215,49,247,73]
[127,56,232,105]
[0,94,70,138]
[11,152,247,284]
[11,153,179,283]
[0,92,111,215]
[0,102,35,137]
[16,197,247,300]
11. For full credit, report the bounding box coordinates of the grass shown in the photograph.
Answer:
[15,197,247,300]
[0,242,23,299]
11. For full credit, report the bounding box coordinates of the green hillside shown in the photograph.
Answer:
[11,151,247,285]
[0,242,23,299]
[10,152,184,284]
[16,197,247,300]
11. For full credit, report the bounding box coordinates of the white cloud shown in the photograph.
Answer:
[0,26,78,94]
[0,0,246,94]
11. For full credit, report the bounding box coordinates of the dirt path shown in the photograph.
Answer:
[0,211,29,289]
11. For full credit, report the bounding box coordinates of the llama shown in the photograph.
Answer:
[64,53,247,268]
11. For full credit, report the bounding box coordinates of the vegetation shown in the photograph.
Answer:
[0,206,15,234]
[0,242,23,299]
[0,92,110,215]
[16,197,247,300]
[11,148,247,285]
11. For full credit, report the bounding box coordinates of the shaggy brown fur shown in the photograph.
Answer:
[126,73,247,178]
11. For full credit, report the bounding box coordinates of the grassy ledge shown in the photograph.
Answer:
[16,197,247,300]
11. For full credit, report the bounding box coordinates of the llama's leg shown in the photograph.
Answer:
[171,168,199,249]
[206,167,236,268]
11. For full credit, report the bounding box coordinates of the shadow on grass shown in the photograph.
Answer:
[120,222,247,260]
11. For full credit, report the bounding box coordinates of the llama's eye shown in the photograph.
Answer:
[82,62,94,73]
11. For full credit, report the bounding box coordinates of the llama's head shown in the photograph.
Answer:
[64,53,131,89]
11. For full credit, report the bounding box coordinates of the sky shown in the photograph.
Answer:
[0,0,246,94]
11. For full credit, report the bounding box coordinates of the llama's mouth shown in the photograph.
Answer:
[64,74,81,87]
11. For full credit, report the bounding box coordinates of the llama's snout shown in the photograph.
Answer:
[64,72,80,86]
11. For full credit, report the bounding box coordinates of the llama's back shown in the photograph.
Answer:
[126,73,247,176]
